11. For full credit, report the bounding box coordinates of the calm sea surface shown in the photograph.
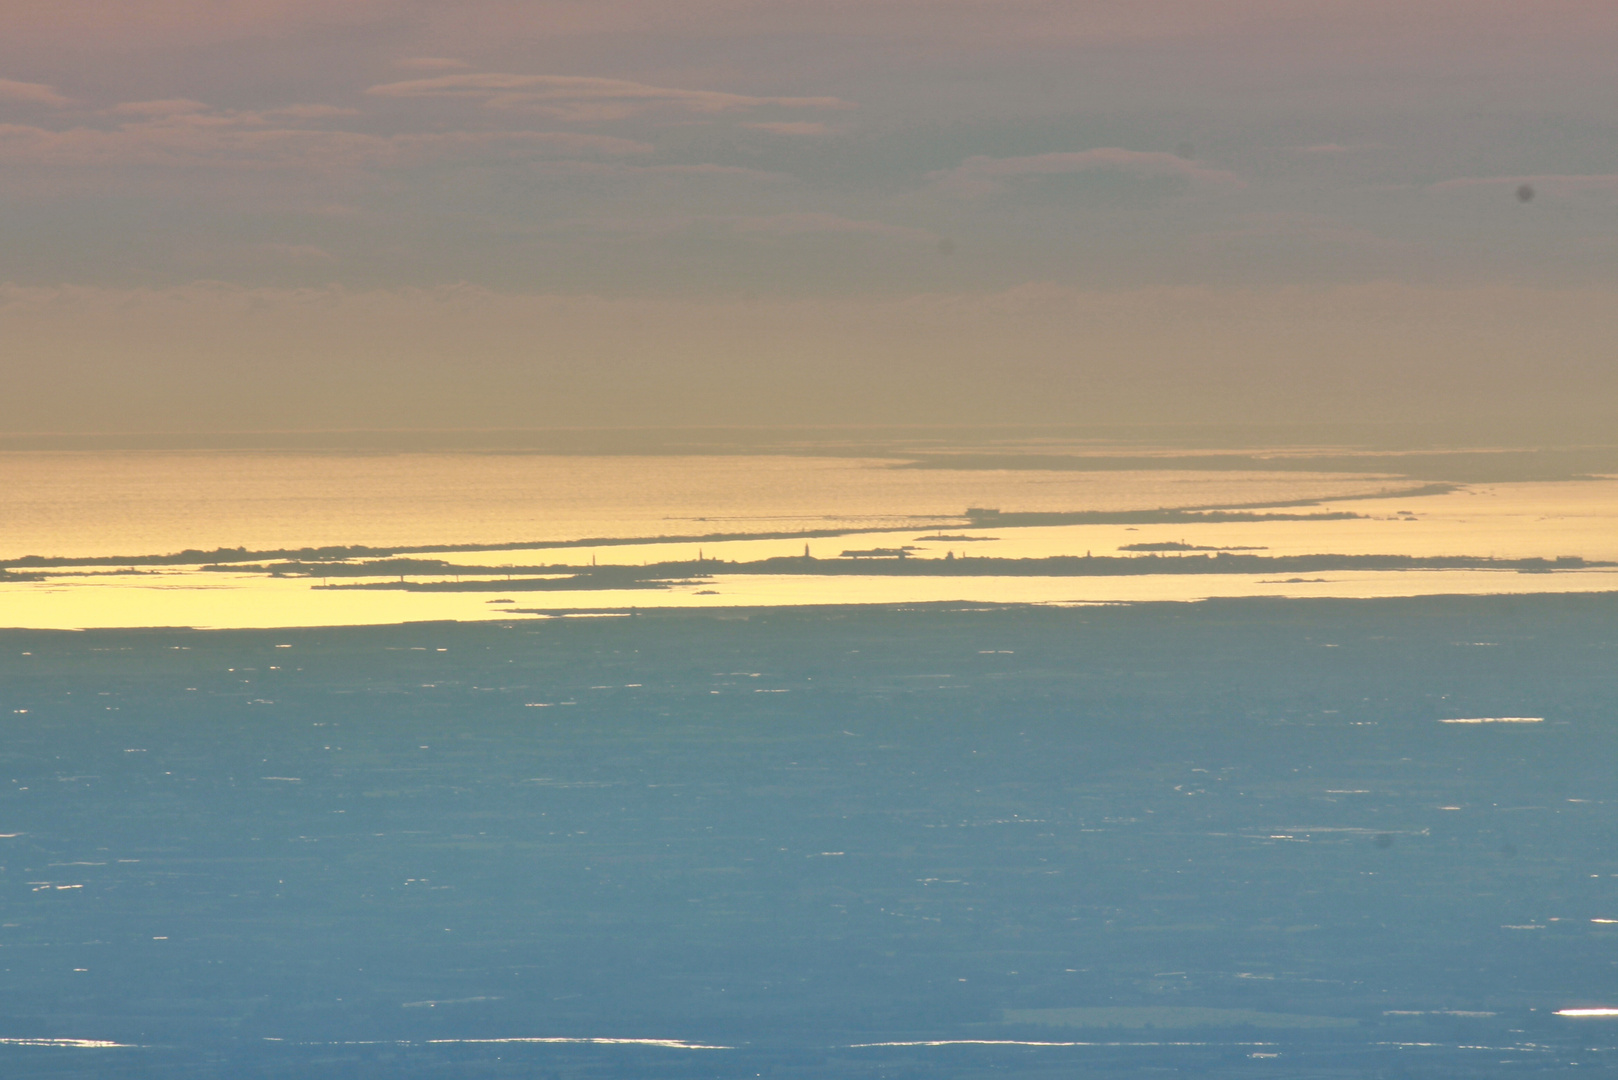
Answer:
[3,602,1618,1076]
[0,451,1392,559]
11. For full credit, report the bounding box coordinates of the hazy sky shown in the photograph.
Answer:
[3,1,1617,435]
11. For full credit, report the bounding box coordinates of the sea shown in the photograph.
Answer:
[2,442,1617,1077]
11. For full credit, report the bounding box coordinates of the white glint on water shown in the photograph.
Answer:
[1556,1008,1618,1017]
[423,1037,733,1049]
[1438,717,1544,724]
[848,1040,1277,1048]
[0,1037,136,1048]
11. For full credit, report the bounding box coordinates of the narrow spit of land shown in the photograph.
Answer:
[230,552,1612,592]
[0,495,1440,570]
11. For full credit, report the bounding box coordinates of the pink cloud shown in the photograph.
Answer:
[110,100,359,122]
[366,73,854,122]
[927,149,1245,197]
[262,104,363,120]
[527,161,790,183]
[0,78,72,107]
[0,111,652,171]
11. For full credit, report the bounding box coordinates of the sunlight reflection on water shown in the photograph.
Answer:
[6,567,1618,630]
[0,451,1397,560]
[4,454,1618,628]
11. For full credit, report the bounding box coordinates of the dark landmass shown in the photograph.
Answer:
[1118,541,1267,551]
[2,529,904,569]
[302,552,1605,592]
[202,558,562,578]
[2,596,1617,1078]
[318,571,695,593]
[1,509,1369,569]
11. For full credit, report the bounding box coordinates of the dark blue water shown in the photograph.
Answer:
[3,597,1617,1076]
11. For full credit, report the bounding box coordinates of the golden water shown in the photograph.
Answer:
[0,451,1393,559]
[2,452,1615,629]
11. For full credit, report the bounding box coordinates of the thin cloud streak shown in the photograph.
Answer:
[0,111,651,171]
[109,99,212,117]
[0,78,73,107]
[366,73,855,122]
[927,149,1245,197]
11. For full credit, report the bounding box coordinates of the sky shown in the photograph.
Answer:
[3,1,1616,438]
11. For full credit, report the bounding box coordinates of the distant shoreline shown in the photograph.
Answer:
[1,489,1447,569]
[302,552,1607,592]
[5,590,1618,637]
